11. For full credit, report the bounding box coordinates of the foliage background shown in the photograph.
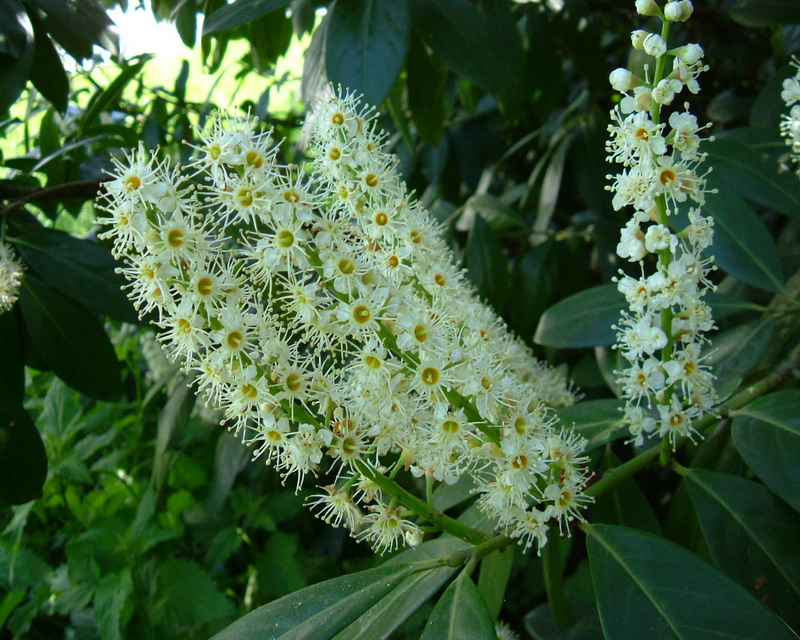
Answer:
[1,0,799,638]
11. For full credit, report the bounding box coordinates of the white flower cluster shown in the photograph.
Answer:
[0,240,24,314]
[607,1,718,447]
[780,58,800,170]
[96,88,590,553]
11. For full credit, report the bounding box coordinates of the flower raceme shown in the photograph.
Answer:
[0,240,24,314]
[97,89,591,554]
[606,0,718,447]
[780,58,800,171]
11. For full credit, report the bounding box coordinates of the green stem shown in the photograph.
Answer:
[543,523,575,630]
[353,460,489,545]
[587,345,800,499]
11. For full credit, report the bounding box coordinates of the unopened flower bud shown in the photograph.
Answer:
[609,68,640,92]
[643,33,667,58]
[665,0,693,21]
[635,0,660,16]
[674,43,704,65]
[631,30,648,51]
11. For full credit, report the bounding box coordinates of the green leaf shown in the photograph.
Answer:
[704,138,800,220]
[333,539,465,640]
[0,7,34,115]
[0,309,25,422]
[586,523,796,640]
[152,559,235,634]
[593,452,661,534]
[704,317,775,398]
[534,285,624,349]
[325,0,410,107]
[409,0,522,100]
[0,409,47,506]
[256,532,307,598]
[79,57,150,136]
[507,240,558,340]
[701,176,785,293]
[211,563,422,640]
[727,0,800,26]
[30,0,117,60]
[153,383,196,488]
[557,399,625,452]
[26,5,68,113]
[19,274,122,400]
[419,572,496,640]
[301,12,328,101]
[203,0,292,35]
[94,569,134,640]
[684,468,800,627]
[406,32,447,144]
[732,391,800,513]
[464,215,508,311]
[10,228,138,324]
[478,546,515,620]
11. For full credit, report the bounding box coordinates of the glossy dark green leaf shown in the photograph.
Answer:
[702,176,785,293]
[301,12,328,101]
[19,275,122,400]
[406,32,447,144]
[557,399,625,452]
[333,539,465,640]
[705,139,800,220]
[0,409,47,507]
[203,0,292,35]
[409,0,521,99]
[478,546,515,620]
[248,9,293,72]
[30,0,118,60]
[507,240,558,339]
[465,215,508,311]
[419,572,496,640]
[0,310,25,422]
[211,563,421,640]
[534,285,624,349]
[26,5,68,113]
[685,468,800,627]
[727,0,800,26]
[325,0,410,107]
[593,451,661,534]
[732,391,800,513]
[705,317,774,398]
[586,523,796,640]
[11,229,138,324]
[0,7,33,115]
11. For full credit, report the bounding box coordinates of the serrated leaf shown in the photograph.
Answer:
[732,391,800,513]
[20,275,122,400]
[684,468,800,627]
[0,409,47,507]
[11,228,138,324]
[325,0,409,107]
[586,523,796,640]
[152,559,235,633]
[557,399,625,452]
[534,285,624,349]
[211,563,422,640]
[701,176,785,293]
[203,0,291,35]
[420,572,496,640]
[94,569,133,640]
